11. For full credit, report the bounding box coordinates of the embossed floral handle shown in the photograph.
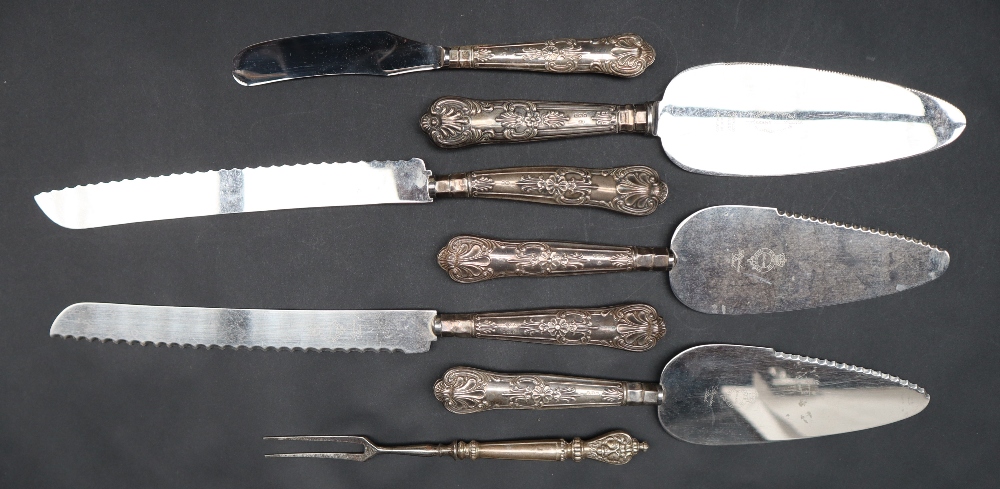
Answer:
[437,431,648,464]
[434,366,662,414]
[421,97,657,148]
[437,236,673,283]
[445,34,654,77]
[437,304,665,351]
[432,166,667,216]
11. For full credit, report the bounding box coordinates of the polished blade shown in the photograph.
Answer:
[50,303,439,353]
[657,63,966,176]
[658,344,929,445]
[668,205,949,314]
[233,31,444,85]
[34,159,433,229]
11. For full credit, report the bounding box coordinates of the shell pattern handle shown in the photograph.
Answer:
[421,97,657,148]
[437,236,673,283]
[445,34,654,78]
[435,431,648,464]
[437,304,665,352]
[431,166,667,216]
[434,367,662,414]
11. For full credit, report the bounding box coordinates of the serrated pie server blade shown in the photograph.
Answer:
[34,159,433,229]
[656,63,966,176]
[668,206,950,314]
[50,303,439,353]
[659,344,929,444]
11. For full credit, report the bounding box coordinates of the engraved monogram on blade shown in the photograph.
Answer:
[447,34,654,77]
[457,304,665,352]
[421,97,655,148]
[435,367,640,414]
[731,248,787,273]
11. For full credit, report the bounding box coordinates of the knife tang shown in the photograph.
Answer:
[436,304,664,351]
[421,97,656,148]
[432,166,666,215]
[435,366,662,414]
[444,34,654,77]
[437,236,672,283]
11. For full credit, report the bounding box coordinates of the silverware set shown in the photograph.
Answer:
[39,31,965,465]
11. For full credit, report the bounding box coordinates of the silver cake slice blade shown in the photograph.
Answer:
[668,206,949,314]
[50,303,439,353]
[658,344,929,445]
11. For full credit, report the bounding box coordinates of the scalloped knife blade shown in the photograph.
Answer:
[34,159,434,229]
[50,303,440,353]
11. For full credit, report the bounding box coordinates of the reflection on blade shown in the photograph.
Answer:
[50,303,439,353]
[233,31,444,85]
[659,345,929,445]
[34,159,433,229]
[658,63,966,176]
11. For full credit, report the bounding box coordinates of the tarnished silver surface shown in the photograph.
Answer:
[658,63,966,176]
[422,63,966,176]
[658,345,929,445]
[668,206,950,314]
[434,344,929,445]
[233,32,653,85]
[34,159,433,229]
[51,303,439,353]
[51,303,664,352]
[265,431,647,464]
[439,205,949,314]
[35,161,666,229]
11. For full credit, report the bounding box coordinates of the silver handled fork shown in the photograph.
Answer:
[265,431,646,465]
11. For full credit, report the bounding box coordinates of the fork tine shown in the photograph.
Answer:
[265,452,368,461]
[264,435,367,443]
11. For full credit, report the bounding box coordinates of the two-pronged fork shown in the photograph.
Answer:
[265,431,646,465]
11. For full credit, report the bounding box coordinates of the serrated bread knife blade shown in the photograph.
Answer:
[34,159,667,229]
[434,344,930,445]
[50,303,666,353]
[232,31,655,84]
[421,63,966,176]
[439,205,949,314]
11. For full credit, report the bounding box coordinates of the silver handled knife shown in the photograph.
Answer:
[420,63,966,176]
[438,205,950,314]
[233,31,655,85]
[33,159,667,229]
[50,303,666,352]
[434,344,930,445]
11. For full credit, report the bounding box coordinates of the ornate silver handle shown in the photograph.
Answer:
[431,166,667,216]
[434,367,662,414]
[437,304,665,352]
[445,34,654,77]
[437,236,673,283]
[421,97,657,148]
[266,432,647,465]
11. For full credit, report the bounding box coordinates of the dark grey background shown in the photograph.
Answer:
[1,1,996,487]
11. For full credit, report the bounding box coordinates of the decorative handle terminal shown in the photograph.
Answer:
[436,304,665,351]
[437,236,673,283]
[431,166,667,216]
[421,97,657,148]
[434,367,662,414]
[444,34,654,78]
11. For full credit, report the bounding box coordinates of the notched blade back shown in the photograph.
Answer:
[658,63,966,176]
[233,31,444,85]
[669,206,949,314]
[658,344,929,445]
[51,303,439,353]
